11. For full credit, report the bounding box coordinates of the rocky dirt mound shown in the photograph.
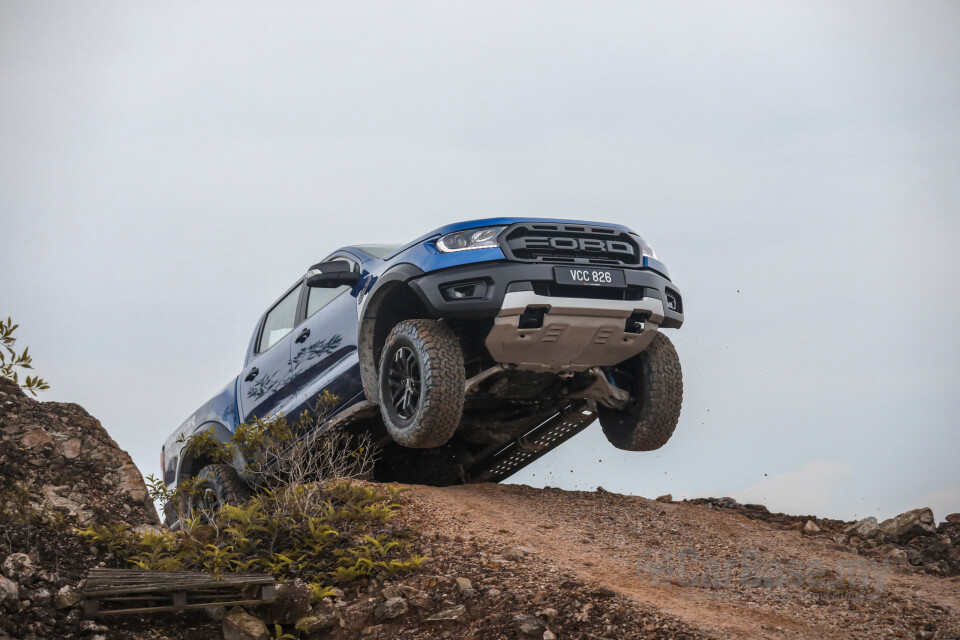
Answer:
[0,376,159,639]
[0,377,158,527]
[412,483,960,639]
[681,496,850,534]
[683,496,960,578]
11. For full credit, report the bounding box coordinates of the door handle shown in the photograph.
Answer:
[244,367,259,382]
[295,328,311,343]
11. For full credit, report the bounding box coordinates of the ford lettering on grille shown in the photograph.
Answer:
[520,237,636,257]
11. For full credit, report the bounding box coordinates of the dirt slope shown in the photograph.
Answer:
[405,483,960,639]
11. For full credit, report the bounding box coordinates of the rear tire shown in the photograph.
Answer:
[378,319,465,448]
[183,464,251,520]
[598,332,682,451]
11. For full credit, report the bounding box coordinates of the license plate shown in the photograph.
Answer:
[554,266,626,287]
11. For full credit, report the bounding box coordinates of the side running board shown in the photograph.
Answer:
[464,402,597,483]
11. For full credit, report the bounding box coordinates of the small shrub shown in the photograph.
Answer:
[0,317,49,396]
[82,394,422,605]
[83,481,425,594]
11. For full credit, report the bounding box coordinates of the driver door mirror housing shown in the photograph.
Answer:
[306,260,361,288]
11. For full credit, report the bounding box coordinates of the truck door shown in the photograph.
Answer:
[291,256,364,421]
[238,281,304,423]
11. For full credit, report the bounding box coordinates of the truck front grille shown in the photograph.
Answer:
[500,223,641,266]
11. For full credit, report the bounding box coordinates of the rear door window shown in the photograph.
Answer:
[258,284,302,353]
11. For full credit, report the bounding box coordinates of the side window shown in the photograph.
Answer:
[305,259,358,318]
[257,284,302,353]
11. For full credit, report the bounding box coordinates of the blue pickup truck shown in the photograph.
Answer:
[161,218,684,519]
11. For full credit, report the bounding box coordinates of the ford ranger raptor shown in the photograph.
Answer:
[161,218,684,522]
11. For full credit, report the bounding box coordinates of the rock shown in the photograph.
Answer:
[803,520,821,534]
[54,585,80,609]
[922,561,949,576]
[427,604,467,621]
[398,585,431,608]
[455,577,474,595]
[263,578,311,624]
[30,588,51,606]
[132,523,163,536]
[538,607,559,621]
[1,553,35,582]
[80,620,108,633]
[888,548,909,565]
[0,575,19,610]
[361,625,383,638]
[374,596,408,621]
[0,382,159,526]
[340,601,375,632]
[744,503,769,513]
[503,547,526,561]
[380,585,401,600]
[61,437,81,459]
[544,631,557,640]
[514,613,546,636]
[655,494,673,503]
[844,517,880,540]
[205,606,227,622]
[879,508,937,542]
[296,598,343,634]
[486,588,502,597]
[714,497,740,509]
[946,513,960,524]
[223,608,269,640]
[919,536,953,563]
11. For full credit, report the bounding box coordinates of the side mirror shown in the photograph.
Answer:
[306,260,361,288]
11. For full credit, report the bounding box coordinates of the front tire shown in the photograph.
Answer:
[378,319,465,448]
[598,332,683,451]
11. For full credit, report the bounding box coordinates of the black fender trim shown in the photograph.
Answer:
[357,263,428,404]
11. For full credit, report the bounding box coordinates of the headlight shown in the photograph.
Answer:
[436,226,506,253]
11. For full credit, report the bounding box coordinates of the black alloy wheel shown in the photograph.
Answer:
[388,346,422,419]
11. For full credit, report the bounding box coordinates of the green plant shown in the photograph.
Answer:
[0,317,49,396]
[271,624,296,640]
[77,523,134,555]
[164,392,377,526]
[94,480,427,606]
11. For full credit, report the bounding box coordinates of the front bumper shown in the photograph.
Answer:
[407,261,684,329]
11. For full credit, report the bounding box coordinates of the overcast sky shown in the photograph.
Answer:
[2,1,958,521]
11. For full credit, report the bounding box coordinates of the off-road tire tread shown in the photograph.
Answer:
[197,463,251,505]
[379,319,465,448]
[598,332,683,451]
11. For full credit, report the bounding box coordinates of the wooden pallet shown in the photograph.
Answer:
[83,568,275,616]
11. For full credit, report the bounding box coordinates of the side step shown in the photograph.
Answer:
[464,402,597,483]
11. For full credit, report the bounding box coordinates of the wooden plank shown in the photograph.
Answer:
[92,598,269,616]
[84,568,276,616]
[86,578,273,596]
